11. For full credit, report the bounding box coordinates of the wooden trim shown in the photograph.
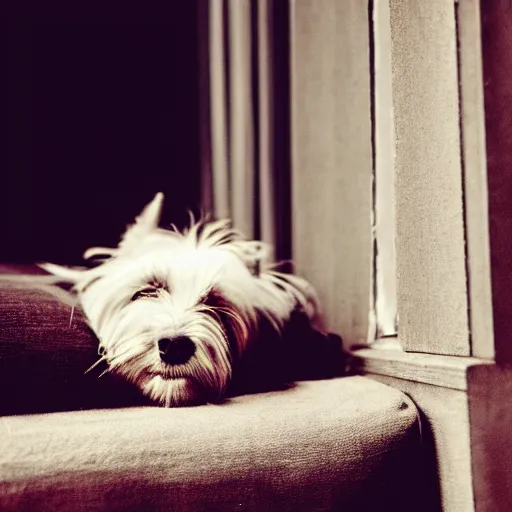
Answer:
[456,0,494,360]
[351,348,492,391]
[389,0,470,355]
[358,353,512,511]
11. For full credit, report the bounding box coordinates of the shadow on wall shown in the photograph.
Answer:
[4,3,202,265]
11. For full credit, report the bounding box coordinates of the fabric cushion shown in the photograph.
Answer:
[0,265,146,415]
[0,376,422,512]
[0,265,426,511]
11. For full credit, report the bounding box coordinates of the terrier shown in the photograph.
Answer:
[42,193,344,407]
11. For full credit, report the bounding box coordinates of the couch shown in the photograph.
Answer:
[0,265,430,511]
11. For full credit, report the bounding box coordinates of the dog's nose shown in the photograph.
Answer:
[158,336,196,365]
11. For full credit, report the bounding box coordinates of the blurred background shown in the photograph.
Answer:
[4,1,291,265]
[4,3,202,264]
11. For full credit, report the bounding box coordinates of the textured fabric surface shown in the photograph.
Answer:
[0,377,421,512]
[0,265,424,510]
[0,266,146,415]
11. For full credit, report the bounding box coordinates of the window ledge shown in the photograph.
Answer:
[349,347,494,391]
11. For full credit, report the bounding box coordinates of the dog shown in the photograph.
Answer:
[42,193,345,407]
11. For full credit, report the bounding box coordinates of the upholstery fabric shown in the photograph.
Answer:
[0,377,422,512]
[0,265,425,511]
[0,265,146,415]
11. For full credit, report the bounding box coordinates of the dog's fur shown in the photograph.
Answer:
[42,193,344,407]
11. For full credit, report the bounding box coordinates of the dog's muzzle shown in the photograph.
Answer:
[158,336,196,365]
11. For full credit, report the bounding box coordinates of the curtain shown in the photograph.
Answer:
[198,0,291,264]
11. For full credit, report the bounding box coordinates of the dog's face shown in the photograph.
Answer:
[42,193,321,407]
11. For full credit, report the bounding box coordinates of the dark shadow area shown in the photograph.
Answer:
[229,309,349,398]
[4,4,202,265]
[480,0,512,363]
[271,0,292,266]
[413,408,443,512]
[351,409,442,512]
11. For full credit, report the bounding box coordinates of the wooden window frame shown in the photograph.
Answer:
[290,0,512,510]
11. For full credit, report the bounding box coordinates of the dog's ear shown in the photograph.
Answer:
[37,262,86,284]
[119,192,164,252]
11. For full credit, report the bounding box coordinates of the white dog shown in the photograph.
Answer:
[42,193,341,407]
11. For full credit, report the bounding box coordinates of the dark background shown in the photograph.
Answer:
[4,4,202,264]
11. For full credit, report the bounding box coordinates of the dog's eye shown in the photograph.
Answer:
[131,287,159,301]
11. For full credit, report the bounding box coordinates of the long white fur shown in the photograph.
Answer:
[41,193,320,407]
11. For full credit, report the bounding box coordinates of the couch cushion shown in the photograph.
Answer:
[0,265,146,415]
[0,376,423,512]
